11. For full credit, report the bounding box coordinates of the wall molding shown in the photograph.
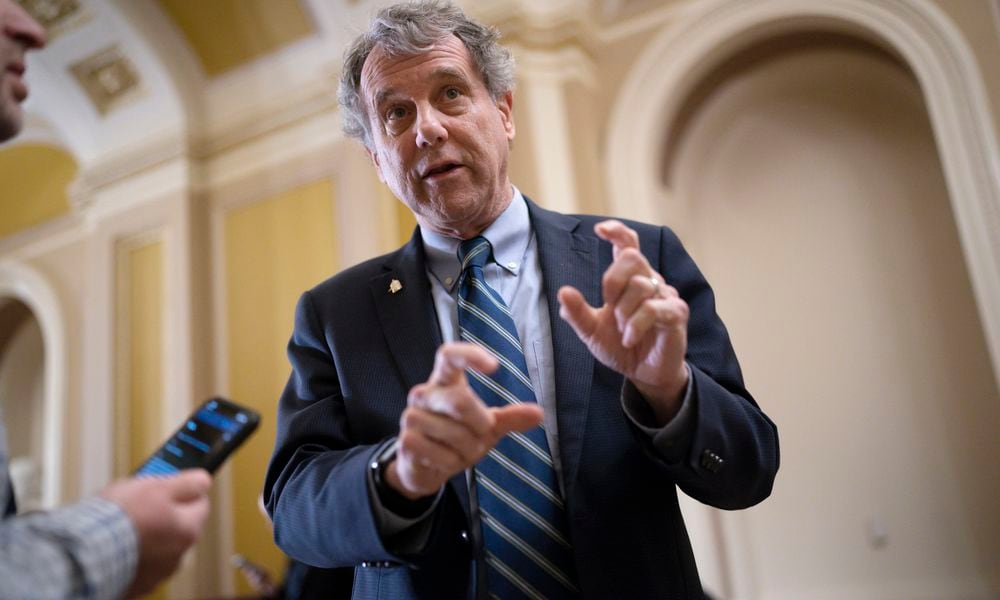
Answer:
[606,0,1000,393]
[0,262,67,508]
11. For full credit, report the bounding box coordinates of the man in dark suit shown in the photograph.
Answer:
[263,1,779,598]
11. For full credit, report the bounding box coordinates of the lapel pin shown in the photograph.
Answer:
[388,278,403,294]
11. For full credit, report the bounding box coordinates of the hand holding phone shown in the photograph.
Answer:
[101,470,212,596]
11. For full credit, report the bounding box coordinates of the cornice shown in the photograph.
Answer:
[468,0,600,53]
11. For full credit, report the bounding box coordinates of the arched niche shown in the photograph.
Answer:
[0,263,68,508]
[605,0,1000,391]
[0,299,45,511]
[662,29,1000,597]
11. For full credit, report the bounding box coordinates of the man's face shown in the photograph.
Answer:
[0,0,45,142]
[360,34,516,239]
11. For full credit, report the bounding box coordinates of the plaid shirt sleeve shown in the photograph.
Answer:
[0,496,139,600]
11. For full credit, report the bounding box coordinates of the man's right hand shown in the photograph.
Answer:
[386,342,542,500]
[100,469,212,598]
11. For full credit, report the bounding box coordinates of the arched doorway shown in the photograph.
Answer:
[0,263,67,508]
[666,32,1000,598]
[0,298,46,512]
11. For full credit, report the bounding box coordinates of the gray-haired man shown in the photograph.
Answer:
[265,2,778,598]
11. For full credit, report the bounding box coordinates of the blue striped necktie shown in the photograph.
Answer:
[457,236,579,599]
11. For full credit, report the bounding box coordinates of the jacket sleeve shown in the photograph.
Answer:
[634,226,780,510]
[263,290,393,568]
[0,497,137,600]
[262,290,464,568]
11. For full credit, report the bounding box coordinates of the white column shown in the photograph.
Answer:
[511,45,596,214]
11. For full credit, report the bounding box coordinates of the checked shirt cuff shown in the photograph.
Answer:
[4,496,138,600]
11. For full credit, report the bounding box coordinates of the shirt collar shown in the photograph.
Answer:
[421,187,532,292]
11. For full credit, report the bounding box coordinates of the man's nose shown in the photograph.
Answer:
[4,1,47,49]
[415,106,448,149]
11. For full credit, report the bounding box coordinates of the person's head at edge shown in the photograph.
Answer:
[338,0,517,240]
[0,0,46,142]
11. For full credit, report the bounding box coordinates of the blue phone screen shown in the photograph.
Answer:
[136,399,252,477]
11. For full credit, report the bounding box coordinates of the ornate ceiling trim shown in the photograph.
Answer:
[69,46,144,116]
[18,0,90,40]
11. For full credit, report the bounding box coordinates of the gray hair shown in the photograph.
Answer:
[338,0,515,149]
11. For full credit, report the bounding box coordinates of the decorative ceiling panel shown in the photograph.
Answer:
[17,0,89,39]
[69,46,143,116]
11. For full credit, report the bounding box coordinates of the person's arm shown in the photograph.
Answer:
[264,292,541,567]
[0,469,210,600]
[0,497,137,600]
[649,225,779,509]
[620,362,695,463]
[559,221,779,510]
[263,290,424,568]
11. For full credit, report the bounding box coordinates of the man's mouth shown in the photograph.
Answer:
[422,163,464,180]
[6,62,29,101]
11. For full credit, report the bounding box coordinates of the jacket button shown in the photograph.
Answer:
[460,530,469,542]
[361,561,370,568]
[701,449,724,473]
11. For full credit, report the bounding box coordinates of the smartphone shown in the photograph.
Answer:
[134,397,260,477]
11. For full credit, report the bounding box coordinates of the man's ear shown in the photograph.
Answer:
[497,90,515,141]
[365,147,386,183]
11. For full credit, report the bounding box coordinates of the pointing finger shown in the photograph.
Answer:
[408,385,494,437]
[491,403,544,437]
[430,342,498,387]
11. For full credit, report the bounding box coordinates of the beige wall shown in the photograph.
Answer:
[669,36,999,598]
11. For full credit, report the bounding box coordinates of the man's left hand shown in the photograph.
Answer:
[558,220,690,425]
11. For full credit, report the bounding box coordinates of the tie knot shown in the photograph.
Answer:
[458,236,492,271]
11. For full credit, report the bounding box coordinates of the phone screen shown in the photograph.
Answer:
[135,397,259,477]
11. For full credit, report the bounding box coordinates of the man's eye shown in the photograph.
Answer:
[386,107,407,121]
[444,87,461,100]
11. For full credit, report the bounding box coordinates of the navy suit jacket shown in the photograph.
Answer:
[264,199,779,599]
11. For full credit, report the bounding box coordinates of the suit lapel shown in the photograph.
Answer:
[368,230,472,517]
[527,199,600,504]
[369,231,441,391]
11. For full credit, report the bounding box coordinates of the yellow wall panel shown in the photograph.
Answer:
[158,0,314,76]
[224,179,336,593]
[118,240,168,600]
[0,144,75,239]
[122,241,164,471]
